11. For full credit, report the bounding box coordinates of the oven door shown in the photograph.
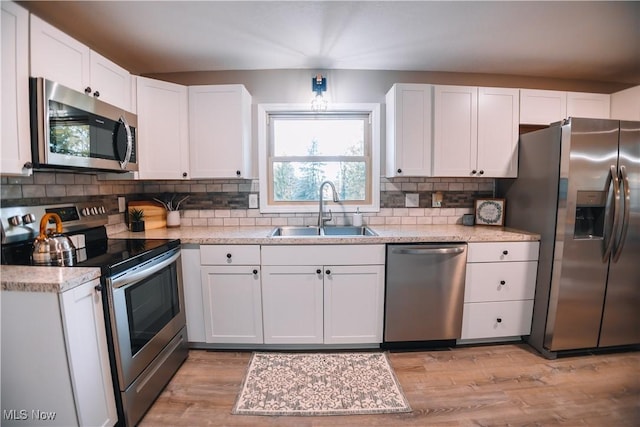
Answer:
[107,247,186,389]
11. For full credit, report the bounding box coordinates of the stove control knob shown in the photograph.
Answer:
[22,213,36,224]
[8,215,22,226]
[82,208,90,216]
[100,206,106,214]
[91,207,98,215]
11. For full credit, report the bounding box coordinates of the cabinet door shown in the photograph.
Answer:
[60,279,118,427]
[201,266,263,344]
[90,51,131,111]
[433,85,477,176]
[181,245,205,343]
[30,14,90,93]
[385,84,432,177]
[519,89,566,125]
[461,300,534,339]
[323,265,385,344]
[477,87,519,177]
[261,266,323,344]
[189,85,252,178]
[1,2,31,176]
[610,86,640,121]
[136,76,190,179]
[567,92,610,119]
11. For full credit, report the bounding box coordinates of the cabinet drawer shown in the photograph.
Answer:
[261,245,385,266]
[200,245,260,265]
[461,300,534,339]
[467,241,539,263]
[464,261,537,302]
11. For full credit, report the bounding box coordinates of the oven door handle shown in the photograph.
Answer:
[109,248,180,290]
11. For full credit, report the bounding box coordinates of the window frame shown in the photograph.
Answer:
[258,103,380,214]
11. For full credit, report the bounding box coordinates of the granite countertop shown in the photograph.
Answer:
[111,224,540,245]
[1,224,539,293]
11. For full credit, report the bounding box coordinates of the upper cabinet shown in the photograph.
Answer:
[610,86,640,121]
[30,15,132,111]
[520,89,610,125]
[136,76,190,180]
[188,85,252,179]
[1,1,32,176]
[385,84,433,177]
[433,85,519,178]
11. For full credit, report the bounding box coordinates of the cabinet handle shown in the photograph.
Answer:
[325,269,331,275]
[93,90,100,98]
[252,269,258,275]
[478,170,485,175]
[500,280,506,285]
[94,284,103,292]
[182,172,188,178]
[226,253,232,259]
[316,269,322,274]
[236,170,241,176]
[84,86,92,94]
[496,318,503,323]
[471,170,477,175]
[397,168,402,174]
[502,250,509,255]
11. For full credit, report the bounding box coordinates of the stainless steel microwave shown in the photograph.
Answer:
[30,77,138,173]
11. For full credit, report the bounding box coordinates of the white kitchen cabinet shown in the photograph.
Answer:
[136,76,190,179]
[460,241,539,342]
[200,245,263,344]
[519,89,567,125]
[610,85,640,120]
[181,245,206,343]
[189,85,252,179]
[433,85,519,177]
[567,92,610,119]
[1,279,117,427]
[1,1,32,176]
[30,15,131,111]
[385,83,433,177]
[261,245,385,345]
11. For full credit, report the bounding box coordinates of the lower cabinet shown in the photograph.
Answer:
[460,241,540,341]
[261,245,386,345]
[1,279,117,427]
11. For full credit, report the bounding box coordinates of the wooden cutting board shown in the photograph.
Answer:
[127,201,167,230]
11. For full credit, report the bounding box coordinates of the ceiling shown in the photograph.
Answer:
[18,1,640,86]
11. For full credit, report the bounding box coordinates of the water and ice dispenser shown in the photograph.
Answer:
[574,191,606,239]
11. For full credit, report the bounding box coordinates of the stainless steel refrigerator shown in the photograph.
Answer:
[498,118,639,358]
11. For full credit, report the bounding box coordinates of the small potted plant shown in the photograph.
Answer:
[129,208,145,232]
[153,194,189,228]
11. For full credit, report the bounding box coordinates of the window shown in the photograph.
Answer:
[258,104,380,213]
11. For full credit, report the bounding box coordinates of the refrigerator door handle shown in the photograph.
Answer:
[612,165,630,263]
[602,164,621,262]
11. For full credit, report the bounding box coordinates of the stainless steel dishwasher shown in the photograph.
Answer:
[384,243,467,344]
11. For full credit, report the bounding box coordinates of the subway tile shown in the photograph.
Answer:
[84,185,101,195]
[21,185,46,198]
[400,183,417,192]
[214,209,231,218]
[416,216,433,225]
[230,209,247,218]
[55,174,75,185]
[239,218,256,226]
[199,209,215,218]
[208,218,224,226]
[223,218,240,226]
[255,217,272,226]
[271,218,287,226]
[1,185,22,199]
[432,217,448,225]
[385,217,401,225]
[222,184,238,192]
[34,172,56,184]
[206,184,222,192]
[45,185,66,197]
[409,208,425,217]
[66,185,85,196]
[401,216,417,225]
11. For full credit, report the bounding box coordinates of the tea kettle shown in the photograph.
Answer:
[32,213,77,266]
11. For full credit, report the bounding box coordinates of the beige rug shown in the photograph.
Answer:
[232,352,412,416]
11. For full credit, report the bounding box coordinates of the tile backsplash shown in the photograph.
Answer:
[1,172,493,234]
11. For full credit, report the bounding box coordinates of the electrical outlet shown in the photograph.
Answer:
[405,193,419,208]
[248,194,258,209]
[432,191,443,208]
[118,197,126,213]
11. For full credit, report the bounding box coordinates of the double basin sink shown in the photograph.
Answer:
[270,225,378,237]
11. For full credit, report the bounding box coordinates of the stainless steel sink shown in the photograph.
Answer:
[269,226,377,237]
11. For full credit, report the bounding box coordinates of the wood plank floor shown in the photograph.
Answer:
[140,344,640,426]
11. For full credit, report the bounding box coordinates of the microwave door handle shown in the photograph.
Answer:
[612,165,630,263]
[119,115,133,170]
[109,249,180,290]
[602,165,621,262]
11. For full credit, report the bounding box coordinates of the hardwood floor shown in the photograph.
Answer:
[140,344,640,426]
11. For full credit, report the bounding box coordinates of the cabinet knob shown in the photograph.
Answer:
[502,250,509,255]
[226,253,232,259]
[325,269,331,275]
[496,318,503,323]
[84,86,92,94]
[182,172,188,178]
[500,280,506,285]
[316,269,322,274]
[23,162,33,169]
[236,170,241,176]
[252,269,258,275]
[94,284,103,292]
[471,170,477,175]
[397,168,402,174]
[478,170,484,175]
[93,91,100,98]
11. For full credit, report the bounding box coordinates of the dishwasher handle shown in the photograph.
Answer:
[391,246,465,255]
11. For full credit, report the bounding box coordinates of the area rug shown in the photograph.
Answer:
[232,352,412,416]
